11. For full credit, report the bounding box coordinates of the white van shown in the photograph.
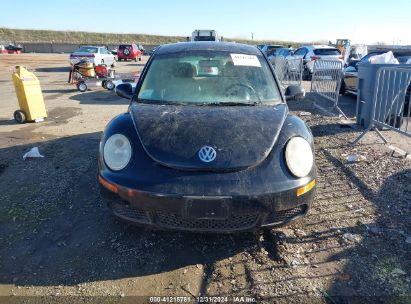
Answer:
[191,30,220,42]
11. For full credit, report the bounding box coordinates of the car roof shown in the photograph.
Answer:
[311,45,337,49]
[156,42,261,55]
[366,49,411,56]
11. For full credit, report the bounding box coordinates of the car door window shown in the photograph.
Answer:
[293,48,307,57]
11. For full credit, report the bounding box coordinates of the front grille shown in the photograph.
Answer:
[111,203,150,223]
[110,203,260,231]
[263,205,307,226]
[155,211,260,231]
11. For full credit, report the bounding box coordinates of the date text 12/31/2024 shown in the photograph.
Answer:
[149,296,256,303]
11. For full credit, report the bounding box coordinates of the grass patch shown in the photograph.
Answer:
[0,27,304,47]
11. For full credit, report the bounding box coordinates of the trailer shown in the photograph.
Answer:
[191,30,220,42]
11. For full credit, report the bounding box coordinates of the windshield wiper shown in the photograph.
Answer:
[136,99,190,106]
[200,101,261,106]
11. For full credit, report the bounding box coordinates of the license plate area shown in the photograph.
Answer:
[184,197,230,220]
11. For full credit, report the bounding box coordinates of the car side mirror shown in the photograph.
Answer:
[285,85,305,101]
[116,83,133,100]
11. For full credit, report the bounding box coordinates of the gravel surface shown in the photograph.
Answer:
[0,54,410,303]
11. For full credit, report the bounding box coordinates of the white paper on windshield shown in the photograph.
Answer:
[230,54,261,67]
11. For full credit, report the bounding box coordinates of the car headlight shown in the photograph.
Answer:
[285,137,313,178]
[103,134,132,171]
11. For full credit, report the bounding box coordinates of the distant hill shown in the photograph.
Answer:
[0,27,302,47]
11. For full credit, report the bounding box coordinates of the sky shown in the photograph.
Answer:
[0,0,410,45]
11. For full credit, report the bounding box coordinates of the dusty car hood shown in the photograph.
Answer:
[131,103,288,171]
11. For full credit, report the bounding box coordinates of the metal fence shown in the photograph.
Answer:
[352,67,411,144]
[309,60,346,118]
[271,57,303,90]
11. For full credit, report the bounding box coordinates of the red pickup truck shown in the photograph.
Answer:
[117,44,142,62]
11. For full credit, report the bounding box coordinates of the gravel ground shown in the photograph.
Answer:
[0,54,410,303]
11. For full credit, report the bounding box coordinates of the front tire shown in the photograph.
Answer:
[14,110,27,124]
[302,66,311,81]
[77,81,88,92]
[339,80,346,95]
[106,80,115,91]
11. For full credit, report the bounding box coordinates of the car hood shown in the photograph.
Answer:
[131,103,288,172]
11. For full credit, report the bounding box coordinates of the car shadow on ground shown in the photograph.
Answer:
[289,93,357,119]
[0,119,17,126]
[0,133,280,288]
[69,90,130,105]
[43,89,78,94]
[125,63,146,67]
[35,67,71,73]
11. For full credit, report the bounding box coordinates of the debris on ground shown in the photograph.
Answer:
[22,147,44,160]
[345,154,366,162]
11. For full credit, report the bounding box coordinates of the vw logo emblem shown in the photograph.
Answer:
[198,146,216,163]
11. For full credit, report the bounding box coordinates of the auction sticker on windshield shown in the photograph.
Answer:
[230,54,261,67]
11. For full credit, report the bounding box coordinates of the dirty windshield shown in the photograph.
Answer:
[137,51,281,105]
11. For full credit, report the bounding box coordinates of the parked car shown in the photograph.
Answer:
[98,42,316,233]
[261,44,283,57]
[69,46,116,67]
[341,50,411,95]
[289,45,343,79]
[117,44,143,62]
[267,47,294,64]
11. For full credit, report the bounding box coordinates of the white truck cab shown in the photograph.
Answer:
[191,30,220,42]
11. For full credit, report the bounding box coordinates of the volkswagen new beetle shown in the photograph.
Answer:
[98,42,316,232]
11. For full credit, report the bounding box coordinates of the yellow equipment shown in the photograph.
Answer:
[12,66,47,123]
[78,62,96,77]
[336,39,351,57]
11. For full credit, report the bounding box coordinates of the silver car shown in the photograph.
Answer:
[69,46,116,67]
[289,45,343,79]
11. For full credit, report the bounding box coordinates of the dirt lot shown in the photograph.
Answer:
[0,54,410,303]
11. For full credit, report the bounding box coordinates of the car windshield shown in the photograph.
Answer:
[193,36,217,41]
[136,50,282,105]
[313,48,341,56]
[76,46,98,53]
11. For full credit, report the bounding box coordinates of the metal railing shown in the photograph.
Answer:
[271,57,303,90]
[310,60,346,118]
[352,67,411,144]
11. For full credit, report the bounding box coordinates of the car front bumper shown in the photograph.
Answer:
[99,175,316,233]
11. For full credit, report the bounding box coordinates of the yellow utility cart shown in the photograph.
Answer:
[12,66,47,123]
